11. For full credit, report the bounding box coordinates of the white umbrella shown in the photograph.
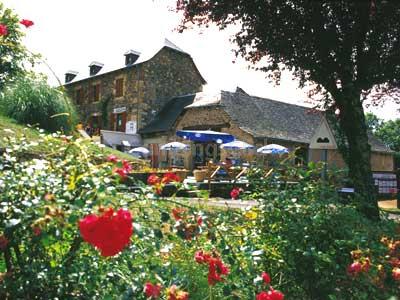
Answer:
[220,140,254,150]
[257,144,289,154]
[160,142,190,167]
[160,142,189,151]
[129,147,150,157]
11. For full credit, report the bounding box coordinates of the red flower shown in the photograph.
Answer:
[161,172,181,184]
[0,235,9,250]
[114,167,128,180]
[230,187,241,199]
[147,174,160,185]
[267,288,284,300]
[32,226,41,236]
[144,282,162,299]
[172,207,186,220]
[194,250,211,264]
[107,154,118,163]
[79,208,133,257]
[256,291,270,300]
[0,24,8,36]
[262,271,271,285]
[20,19,34,28]
[207,257,230,285]
[197,216,203,226]
[392,267,400,281]
[347,262,362,277]
[122,160,133,172]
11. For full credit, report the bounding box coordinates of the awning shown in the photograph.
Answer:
[176,130,235,143]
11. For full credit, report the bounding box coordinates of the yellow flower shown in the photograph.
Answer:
[244,210,258,220]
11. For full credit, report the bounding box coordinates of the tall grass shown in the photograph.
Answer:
[0,76,77,132]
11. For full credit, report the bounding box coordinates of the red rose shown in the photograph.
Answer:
[0,24,8,36]
[20,19,34,28]
[114,167,128,180]
[392,267,400,281]
[122,160,133,172]
[267,288,284,300]
[79,208,133,257]
[107,154,118,163]
[256,291,270,300]
[262,271,271,285]
[347,262,362,276]
[147,174,160,185]
[230,187,241,199]
[0,235,9,250]
[144,282,162,299]
[161,172,181,184]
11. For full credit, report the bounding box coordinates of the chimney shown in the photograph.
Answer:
[65,71,78,83]
[124,50,140,66]
[89,61,104,76]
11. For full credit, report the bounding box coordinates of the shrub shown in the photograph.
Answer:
[0,76,77,132]
[246,163,399,299]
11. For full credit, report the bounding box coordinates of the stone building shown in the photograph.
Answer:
[140,89,394,175]
[63,39,205,148]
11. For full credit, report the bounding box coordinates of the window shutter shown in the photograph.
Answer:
[121,112,127,132]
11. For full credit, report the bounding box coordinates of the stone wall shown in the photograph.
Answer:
[64,46,204,131]
[309,149,394,172]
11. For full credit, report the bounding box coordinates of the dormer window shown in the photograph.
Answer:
[124,50,140,66]
[65,71,78,83]
[89,62,104,76]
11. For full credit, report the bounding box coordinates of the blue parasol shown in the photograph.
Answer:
[176,130,235,144]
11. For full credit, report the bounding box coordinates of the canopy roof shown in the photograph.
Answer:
[176,130,235,143]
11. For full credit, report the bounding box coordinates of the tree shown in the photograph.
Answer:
[0,2,30,90]
[365,112,383,132]
[176,0,400,219]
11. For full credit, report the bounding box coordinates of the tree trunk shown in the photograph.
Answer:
[335,89,380,220]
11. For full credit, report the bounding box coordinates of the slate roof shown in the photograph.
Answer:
[188,90,323,144]
[139,94,196,134]
[141,89,392,153]
[64,39,205,85]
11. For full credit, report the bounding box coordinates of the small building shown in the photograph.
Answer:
[63,39,206,150]
[140,89,394,174]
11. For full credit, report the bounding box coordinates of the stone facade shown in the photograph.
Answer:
[64,46,205,133]
[171,105,394,172]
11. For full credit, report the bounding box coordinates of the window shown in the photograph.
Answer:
[115,78,124,98]
[91,83,100,102]
[75,88,84,105]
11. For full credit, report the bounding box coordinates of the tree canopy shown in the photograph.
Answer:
[0,3,30,90]
[176,0,400,219]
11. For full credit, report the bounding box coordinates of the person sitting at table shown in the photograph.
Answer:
[223,157,233,168]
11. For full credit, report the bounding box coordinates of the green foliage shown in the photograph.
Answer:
[365,113,383,133]
[0,3,31,90]
[0,76,77,132]
[0,131,399,299]
[246,164,399,299]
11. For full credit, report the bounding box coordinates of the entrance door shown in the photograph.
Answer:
[114,112,126,132]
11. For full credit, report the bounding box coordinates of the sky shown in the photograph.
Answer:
[3,0,399,120]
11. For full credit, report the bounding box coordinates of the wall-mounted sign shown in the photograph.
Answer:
[113,107,126,114]
[309,118,338,149]
[126,121,137,134]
